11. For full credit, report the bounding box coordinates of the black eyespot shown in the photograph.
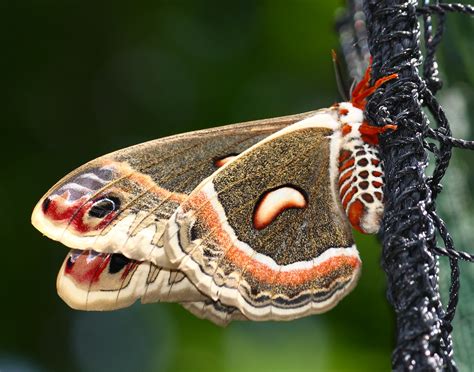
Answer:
[88,196,121,218]
[42,197,51,213]
[66,256,75,269]
[66,250,81,269]
[109,254,131,274]
[190,222,200,241]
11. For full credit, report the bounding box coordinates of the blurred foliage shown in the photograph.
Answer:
[0,1,471,371]
[437,3,474,371]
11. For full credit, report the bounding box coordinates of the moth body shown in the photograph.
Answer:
[31,66,396,326]
[333,102,384,234]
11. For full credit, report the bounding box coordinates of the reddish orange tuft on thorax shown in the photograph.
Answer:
[351,59,398,110]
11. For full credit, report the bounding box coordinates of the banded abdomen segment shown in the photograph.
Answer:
[338,143,384,234]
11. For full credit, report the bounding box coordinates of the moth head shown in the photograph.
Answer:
[338,102,364,140]
[338,102,364,125]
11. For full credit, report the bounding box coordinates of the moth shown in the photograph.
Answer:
[31,65,396,326]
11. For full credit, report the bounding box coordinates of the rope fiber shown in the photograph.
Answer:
[337,1,474,370]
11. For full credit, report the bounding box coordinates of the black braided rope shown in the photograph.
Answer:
[417,3,474,15]
[337,0,474,370]
[421,0,445,94]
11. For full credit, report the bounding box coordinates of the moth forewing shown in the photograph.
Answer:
[31,111,318,266]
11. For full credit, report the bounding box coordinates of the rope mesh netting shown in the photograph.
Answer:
[337,1,474,370]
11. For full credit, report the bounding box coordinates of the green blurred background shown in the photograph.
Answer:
[1,1,472,371]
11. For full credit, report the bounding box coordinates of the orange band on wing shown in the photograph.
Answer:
[183,191,360,287]
[110,161,188,203]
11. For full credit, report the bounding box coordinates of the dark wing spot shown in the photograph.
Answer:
[357,158,369,166]
[66,256,75,270]
[42,197,51,213]
[109,254,131,274]
[190,222,200,241]
[89,196,121,218]
[66,250,82,270]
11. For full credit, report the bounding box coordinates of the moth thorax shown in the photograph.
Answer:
[337,141,384,234]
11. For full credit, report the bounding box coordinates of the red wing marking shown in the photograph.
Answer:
[42,194,118,233]
[64,251,112,284]
[40,160,188,234]
[64,250,141,286]
[43,194,89,222]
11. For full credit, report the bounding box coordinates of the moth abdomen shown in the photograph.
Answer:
[338,141,384,234]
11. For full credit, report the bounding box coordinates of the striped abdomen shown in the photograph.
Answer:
[338,143,384,234]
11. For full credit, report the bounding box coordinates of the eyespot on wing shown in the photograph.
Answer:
[253,186,308,230]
